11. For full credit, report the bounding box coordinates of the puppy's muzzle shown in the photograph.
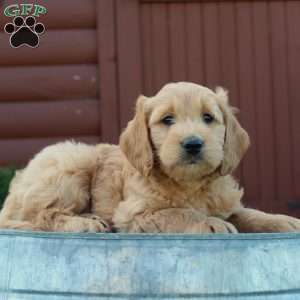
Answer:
[181,136,204,156]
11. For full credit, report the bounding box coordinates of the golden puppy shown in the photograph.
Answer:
[1,82,300,233]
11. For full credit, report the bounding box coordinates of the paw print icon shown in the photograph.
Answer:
[4,16,45,48]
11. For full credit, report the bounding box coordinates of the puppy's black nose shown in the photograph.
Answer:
[182,136,204,155]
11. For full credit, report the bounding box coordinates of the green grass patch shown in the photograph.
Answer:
[0,168,16,209]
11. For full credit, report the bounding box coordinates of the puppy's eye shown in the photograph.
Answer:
[203,113,214,124]
[161,115,175,126]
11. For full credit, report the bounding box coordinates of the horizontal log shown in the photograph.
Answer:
[0,0,96,29]
[0,30,97,66]
[0,99,100,139]
[0,136,101,166]
[141,0,286,2]
[0,65,98,101]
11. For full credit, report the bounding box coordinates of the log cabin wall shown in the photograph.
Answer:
[0,0,102,164]
[0,0,299,216]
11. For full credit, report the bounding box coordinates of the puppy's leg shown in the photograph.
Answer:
[0,142,109,232]
[0,192,39,230]
[35,209,111,232]
[115,208,237,233]
[0,220,40,231]
[227,208,300,232]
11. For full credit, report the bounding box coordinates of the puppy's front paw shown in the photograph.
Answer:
[80,214,112,232]
[267,215,300,232]
[188,217,238,234]
[60,215,112,233]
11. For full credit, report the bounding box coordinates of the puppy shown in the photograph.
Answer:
[1,82,300,233]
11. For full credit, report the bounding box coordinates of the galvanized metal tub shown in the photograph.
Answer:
[0,231,300,299]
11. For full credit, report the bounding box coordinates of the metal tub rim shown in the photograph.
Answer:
[1,229,300,240]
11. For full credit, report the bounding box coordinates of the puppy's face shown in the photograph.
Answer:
[120,82,249,182]
[147,84,225,180]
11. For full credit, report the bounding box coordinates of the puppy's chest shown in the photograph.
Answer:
[169,191,216,215]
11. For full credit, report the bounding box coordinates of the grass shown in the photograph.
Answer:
[0,168,16,209]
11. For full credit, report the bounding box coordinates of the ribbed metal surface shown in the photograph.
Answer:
[138,0,300,215]
[0,231,300,299]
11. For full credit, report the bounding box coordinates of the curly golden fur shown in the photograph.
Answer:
[1,82,300,233]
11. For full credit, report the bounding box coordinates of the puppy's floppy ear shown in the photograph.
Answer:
[120,96,153,176]
[216,87,250,175]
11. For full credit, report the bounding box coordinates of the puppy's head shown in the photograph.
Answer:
[120,82,250,181]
